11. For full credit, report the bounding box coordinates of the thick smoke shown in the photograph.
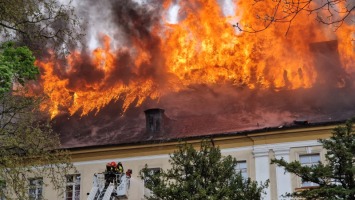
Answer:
[47,0,355,147]
[57,0,166,90]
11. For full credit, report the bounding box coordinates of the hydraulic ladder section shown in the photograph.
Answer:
[102,183,114,200]
[87,172,131,200]
[87,186,99,200]
[116,176,128,197]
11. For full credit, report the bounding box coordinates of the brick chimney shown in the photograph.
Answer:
[144,108,165,134]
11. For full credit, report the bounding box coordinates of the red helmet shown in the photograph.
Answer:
[111,161,117,167]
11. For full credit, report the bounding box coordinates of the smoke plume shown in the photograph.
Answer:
[34,0,355,147]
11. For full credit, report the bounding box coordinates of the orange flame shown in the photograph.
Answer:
[35,0,354,118]
[38,37,164,118]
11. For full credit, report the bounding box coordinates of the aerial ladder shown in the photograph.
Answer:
[87,165,132,200]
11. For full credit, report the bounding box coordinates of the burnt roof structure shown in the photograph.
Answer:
[55,40,355,150]
[58,105,353,150]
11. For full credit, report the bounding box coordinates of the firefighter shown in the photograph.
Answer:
[117,162,124,174]
[105,161,117,185]
[111,161,117,169]
[106,161,116,173]
[106,162,111,172]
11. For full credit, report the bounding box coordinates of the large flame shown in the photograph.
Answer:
[35,0,355,118]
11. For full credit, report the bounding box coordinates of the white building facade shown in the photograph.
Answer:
[38,124,335,200]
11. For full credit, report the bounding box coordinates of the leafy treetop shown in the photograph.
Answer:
[272,118,355,200]
[140,141,269,200]
[0,42,39,94]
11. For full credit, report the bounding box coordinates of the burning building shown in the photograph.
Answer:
[28,0,355,199]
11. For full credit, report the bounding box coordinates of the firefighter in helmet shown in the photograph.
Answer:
[117,162,124,174]
[106,161,116,173]
[105,161,117,185]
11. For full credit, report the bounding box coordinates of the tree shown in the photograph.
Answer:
[140,141,269,200]
[272,119,355,200]
[235,0,355,34]
[0,42,39,93]
[0,43,75,199]
[0,0,82,54]
[0,0,81,197]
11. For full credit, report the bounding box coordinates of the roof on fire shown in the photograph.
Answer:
[57,106,352,150]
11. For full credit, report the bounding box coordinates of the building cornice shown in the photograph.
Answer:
[68,124,336,162]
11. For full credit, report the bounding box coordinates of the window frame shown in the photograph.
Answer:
[65,174,81,200]
[143,167,161,198]
[299,153,320,188]
[28,178,43,200]
[235,160,248,179]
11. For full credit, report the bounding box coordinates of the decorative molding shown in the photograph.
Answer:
[73,154,170,166]
[74,146,253,166]
[253,147,270,158]
[255,140,320,149]
[252,140,321,158]
[73,140,321,166]
[221,146,253,153]
[306,147,312,154]
[274,147,290,157]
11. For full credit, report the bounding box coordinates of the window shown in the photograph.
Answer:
[143,168,161,198]
[65,174,81,200]
[28,178,43,200]
[299,154,320,187]
[143,168,161,185]
[235,161,248,179]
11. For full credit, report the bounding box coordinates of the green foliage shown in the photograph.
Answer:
[0,0,80,198]
[272,118,355,200]
[0,46,72,198]
[140,141,269,200]
[0,91,76,200]
[0,42,39,93]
